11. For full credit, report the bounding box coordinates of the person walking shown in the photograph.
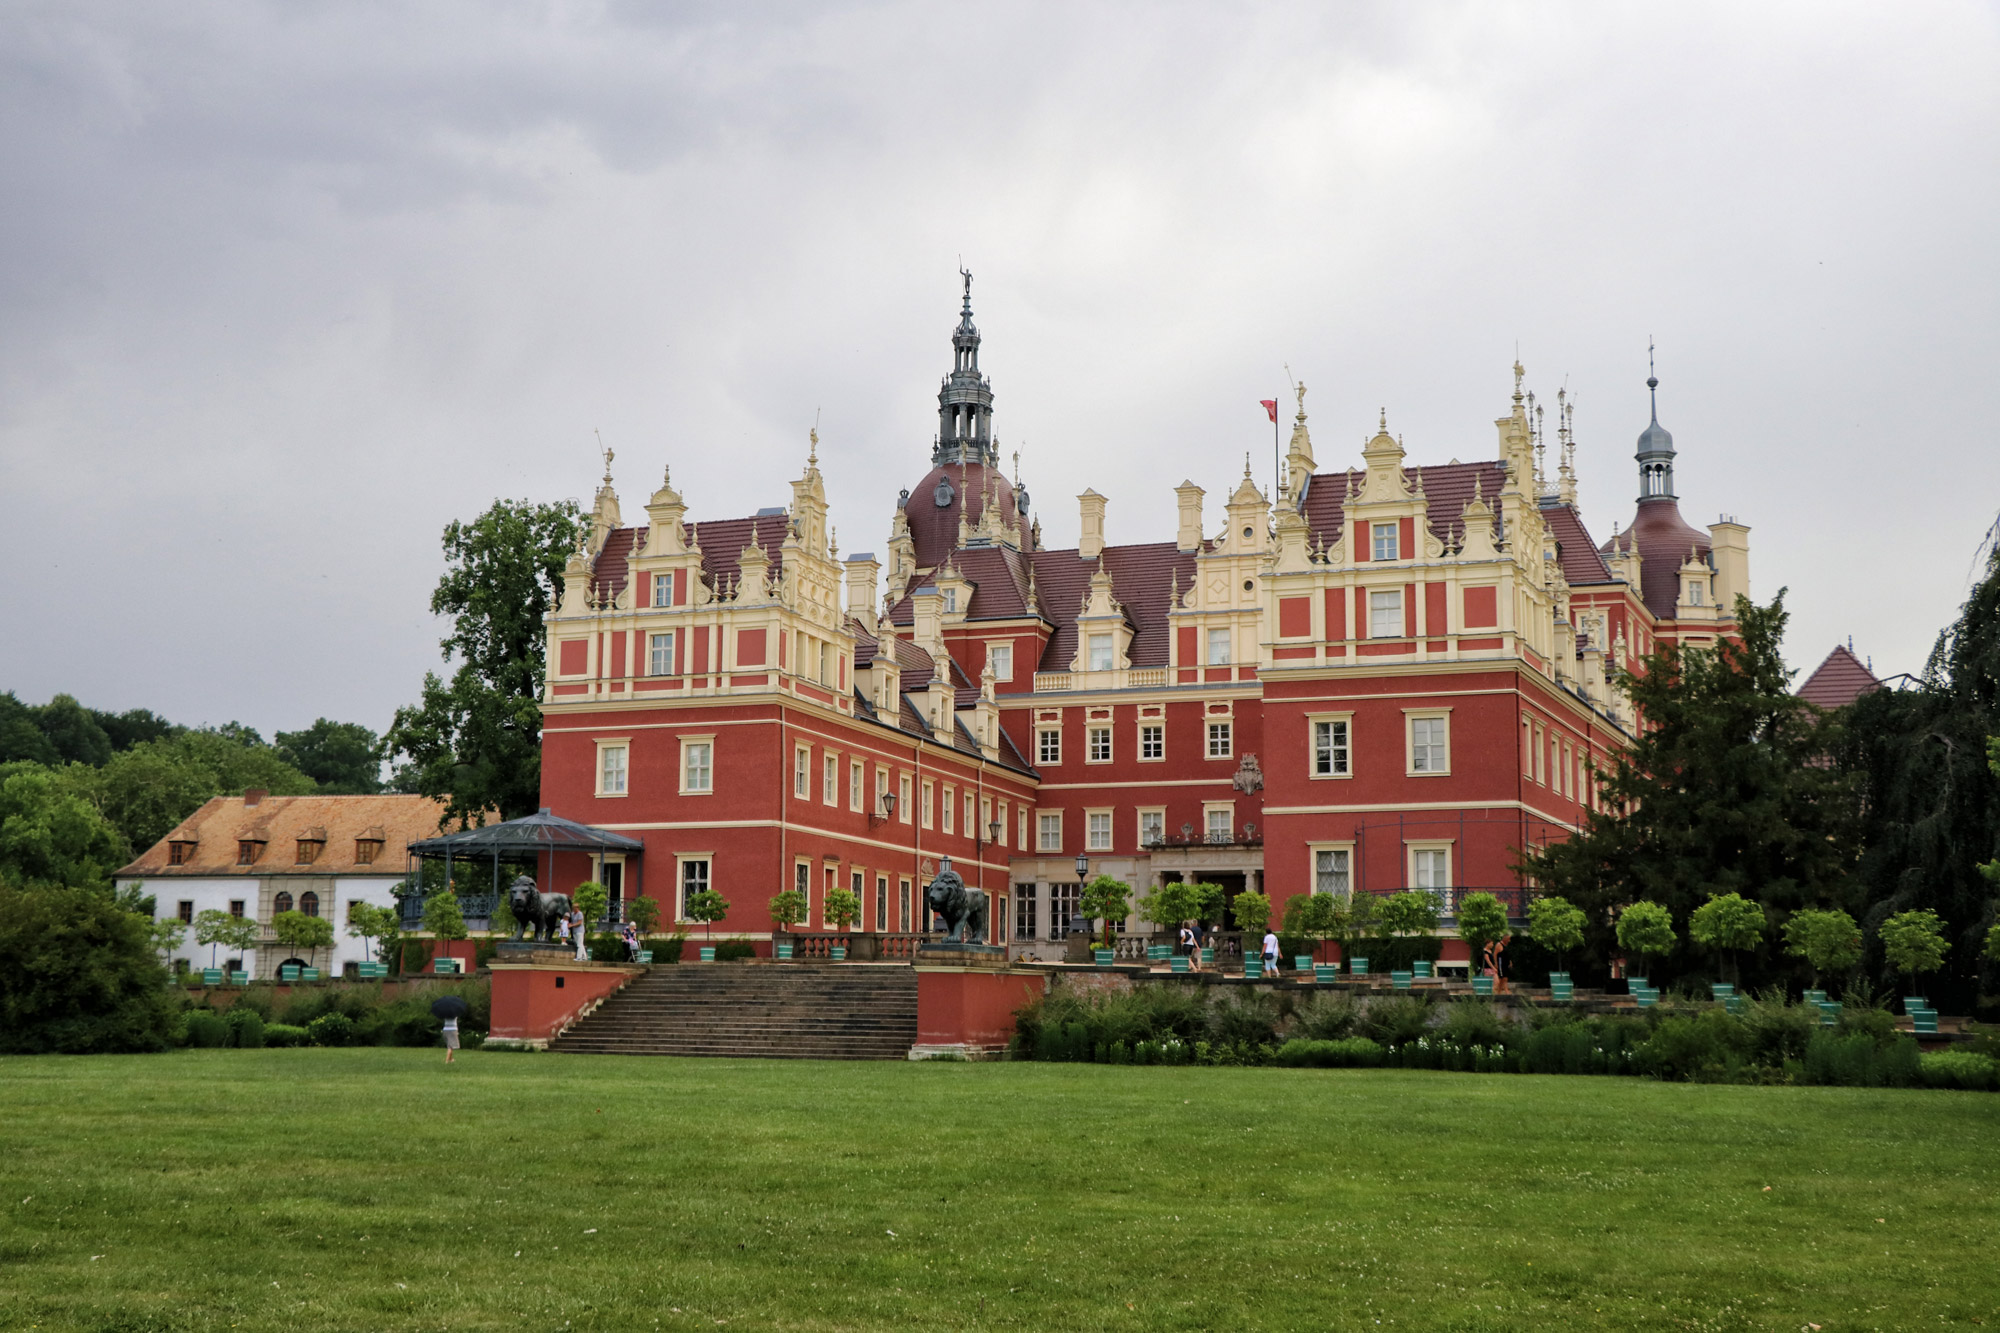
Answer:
[1261,926,1281,977]
[621,920,640,961]
[1179,920,1199,972]
[441,1014,460,1065]
[571,907,588,962]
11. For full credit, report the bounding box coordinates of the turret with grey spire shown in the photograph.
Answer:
[1635,340,1676,501]
[934,268,998,468]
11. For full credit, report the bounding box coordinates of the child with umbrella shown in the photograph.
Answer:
[432,995,470,1064]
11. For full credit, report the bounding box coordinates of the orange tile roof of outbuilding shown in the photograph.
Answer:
[118,793,476,878]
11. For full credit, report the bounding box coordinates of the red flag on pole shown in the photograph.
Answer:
[1259,399,1278,424]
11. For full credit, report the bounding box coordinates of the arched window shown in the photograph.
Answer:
[300,891,320,918]
[274,891,294,914]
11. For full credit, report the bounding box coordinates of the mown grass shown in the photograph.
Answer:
[0,1050,1995,1332]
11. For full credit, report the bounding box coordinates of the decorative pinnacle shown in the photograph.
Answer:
[960,265,972,312]
[1294,379,1308,422]
[596,428,614,486]
[807,425,818,468]
[1378,407,1387,432]
[1512,360,1525,406]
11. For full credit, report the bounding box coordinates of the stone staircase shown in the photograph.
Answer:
[547,963,919,1060]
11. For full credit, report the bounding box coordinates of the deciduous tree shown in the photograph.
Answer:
[1782,908,1863,990]
[1526,896,1586,973]
[0,763,128,889]
[275,719,384,793]
[1688,892,1766,985]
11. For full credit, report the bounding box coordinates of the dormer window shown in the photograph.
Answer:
[1088,633,1114,672]
[236,839,265,866]
[354,837,383,866]
[1688,580,1705,606]
[167,839,195,866]
[653,572,674,607]
[943,588,958,614]
[1372,522,1399,561]
[295,829,326,865]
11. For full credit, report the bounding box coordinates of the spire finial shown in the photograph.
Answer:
[808,408,820,467]
[960,264,972,312]
[1012,447,1020,483]
[595,428,614,486]
[1512,358,1525,407]
[1378,406,1386,432]
[1646,336,1659,417]
[1243,451,1252,478]
[1294,378,1308,422]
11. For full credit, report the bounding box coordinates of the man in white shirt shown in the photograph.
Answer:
[1261,928,1280,976]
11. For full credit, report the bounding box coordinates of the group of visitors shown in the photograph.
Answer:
[1174,920,1284,975]
[552,910,648,962]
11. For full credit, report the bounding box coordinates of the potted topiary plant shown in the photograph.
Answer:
[1379,890,1440,983]
[1455,892,1510,995]
[1341,891,1378,975]
[1140,879,1196,967]
[1614,901,1675,1003]
[822,887,861,960]
[1079,874,1132,966]
[273,909,335,982]
[1190,881,1224,967]
[1879,908,1948,1013]
[684,888,730,960]
[1281,891,1338,977]
[1781,908,1860,1002]
[1231,888,1272,977]
[1688,891,1765,994]
[424,887,470,974]
[1526,895,1586,988]
[768,888,806,960]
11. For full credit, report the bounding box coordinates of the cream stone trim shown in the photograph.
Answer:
[595,737,632,797]
[678,734,716,795]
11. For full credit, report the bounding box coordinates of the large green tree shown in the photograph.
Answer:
[92,730,315,853]
[1838,542,2000,1010]
[384,499,583,825]
[0,764,129,890]
[0,883,179,1052]
[275,718,384,793]
[1522,592,1860,985]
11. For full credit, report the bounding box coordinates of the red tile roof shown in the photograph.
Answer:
[1540,499,1616,585]
[1797,644,1882,710]
[119,794,471,878]
[1603,497,1711,619]
[1300,462,1510,552]
[589,515,793,603]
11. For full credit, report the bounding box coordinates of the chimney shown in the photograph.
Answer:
[1708,520,1751,613]
[243,788,268,807]
[844,553,881,637]
[1078,489,1107,561]
[1174,481,1205,553]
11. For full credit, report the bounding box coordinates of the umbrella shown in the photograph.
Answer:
[431,995,470,1021]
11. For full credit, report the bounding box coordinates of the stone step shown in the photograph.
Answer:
[550,963,919,1059]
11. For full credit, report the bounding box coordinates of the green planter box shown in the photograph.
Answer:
[1094,948,1115,967]
[775,942,794,960]
[1711,982,1735,1000]
[228,970,248,985]
[1170,955,1190,974]
[201,968,222,986]
[1148,945,1170,961]
[1294,955,1313,972]
[434,958,460,976]
[1200,948,1215,966]
[1548,971,1571,986]
[1803,988,1827,1006]
[279,964,300,983]
[360,963,387,979]
[1472,975,1495,996]
[830,946,847,961]
[699,946,716,962]
[636,950,653,964]
[1634,991,1657,1009]
[1244,958,1263,979]
[1902,996,1928,1015]
[1390,970,1414,990]
[302,968,321,983]
[1413,960,1433,979]
[1349,957,1368,976]
[1313,964,1338,984]
[1550,981,1575,1003]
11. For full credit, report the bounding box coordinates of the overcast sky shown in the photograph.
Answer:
[3,2,1996,739]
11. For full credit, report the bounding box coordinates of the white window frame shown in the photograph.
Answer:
[849,759,864,812]
[899,774,913,823]
[1203,802,1234,844]
[942,785,956,835]
[1206,721,1233,760]
[793,745,810,798]
[1206,627,1232,666]
[1037,727,1062,766]
[1088,633,1114,672]
[595,739,630,797]
[652,571,675,608]
[823,753,839,806]
[987,641,1013,682]
[1372,521,1399,562]
[1406,710,1451,776]
[1138,722,1164,762]
[649,632,675,677]
[1137,807,1165,848]
[680,736,715,794]
[1037,811,1063,853]
[1310,843,1354,899]
[675,854,714,922]
[1018,808,1030,849]
[1408,842,1453,909]
[994,800,1008,848]
[1370,588,1403,638]
[1085,809,1113,852]
[875,766,891,819]
[1087,724,1112,764]
[921,779,934,828]
[1310,713,1352,779]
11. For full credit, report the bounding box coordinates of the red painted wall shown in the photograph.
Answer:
[489,963,641,1044]
[916,967,1047,1050]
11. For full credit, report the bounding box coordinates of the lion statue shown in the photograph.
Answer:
[508,874,575,943]
[924,859,988,944]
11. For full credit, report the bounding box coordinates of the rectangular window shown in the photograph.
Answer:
[1206,807,1232,843]
[682,740,713,792]
[824,755,839,806]
[849,760,863,812]
[229,900,245,917]
[876,875,888,932]
[898,878,912,932]
[876,769,891,819]
[794,861,811,918]
[1049,882,1080,938]
[168,842,189,865]
[1315,848,1352,897]
[988,643,1013,681]
[899,775,912,823]
[1207,721,1232,759]
[1087,726,1112,762]
[1087,811,1112,851]
[1550,737,1560,789]
[354,839,381,865]
[942,786,955,834]
[994,800,1008,847]
[922,780,934,828]
[1412,847,1450,908]
[679,859,711,920]
[599,744,629,795]
[1370,589,1403,638]
[177,900,194,923]
[1372,521,1399,561]
[1037,727,1061,765]
[1534,724,1546,784]
[652,572,674,607]
[1015,887,1037,942]
[1138,810,1164,847]
[1088,633,1114,671]
[1410,717,1447,773]
[964,793,976,837]
[1038,812,1062,852]
[850,870,865,929]
[1313,719,1350,776]
[1206,627,1231,665]
[794,746,810,798]
[649,633,674,676]
[1139,723,1163,760]
[943,587,958,614]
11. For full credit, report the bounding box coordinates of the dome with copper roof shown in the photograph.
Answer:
[904,460,1022,572]
[1602,351,1713,618]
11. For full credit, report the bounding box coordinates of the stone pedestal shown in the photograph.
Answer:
[487,960,644,1049]
[910,964,1047,1059]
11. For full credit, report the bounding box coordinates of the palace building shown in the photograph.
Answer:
[537,277,1751,965]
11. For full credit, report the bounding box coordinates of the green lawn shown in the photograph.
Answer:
[0,1052,1995,1332]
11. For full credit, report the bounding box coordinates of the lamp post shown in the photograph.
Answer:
[1071,852,1091,942]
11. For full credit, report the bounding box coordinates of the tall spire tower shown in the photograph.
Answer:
[1636,339,1676,501]
[934,268,997,467]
